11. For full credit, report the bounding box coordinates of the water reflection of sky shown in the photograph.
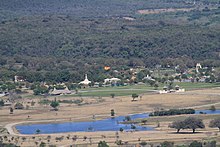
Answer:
[16,110,220,134]
[16,113,153,134]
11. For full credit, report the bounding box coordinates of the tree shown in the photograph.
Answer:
[209,118,220,131]
[154,83,159,90]
[9,107,13,114]
[33,85,49,95]
[183,117,205,133]
[50,101,59,111]
[189,141,202,147]
[110,93,115,98]
[0,100,4,107]
[131,93,139,101]
[169,120,184,133]
[98,141,109,147]
[169,117,205,133]
[111,109,115,117]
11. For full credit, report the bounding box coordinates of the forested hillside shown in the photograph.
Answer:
[0,0,220,82]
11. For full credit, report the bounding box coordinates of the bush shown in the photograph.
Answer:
[124,116,131,121]
[209,118,220,131]
[0,100,4,106]
[14,102,24,109]
[36,129,41,134]
[110,93,115,98]
[115,140,123,145]
[160,141,174,147]
[98,141,109,147]
[50,101,59,110]
[111,109,115,116]
[139,141,147,146]
[189,141,202,147]
[131,124,136,129]
[39,142,46,147]
[210,105,216,111]
[131,93,139,101]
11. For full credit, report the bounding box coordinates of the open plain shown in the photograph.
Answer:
[0,86,220,146]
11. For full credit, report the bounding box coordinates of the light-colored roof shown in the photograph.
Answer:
[110,78,121,81]
[50,87,71,95]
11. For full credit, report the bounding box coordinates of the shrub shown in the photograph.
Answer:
[209,118,220,131]
[0,100,4,106]
[14,102,24,109]
[124,116,131,121]
[160,141,174,147]
[139,141,147,146]
[131,124,136,129]
[98,141,109,147]
[39,142,46,147]
[50,101,59,110]
[110,93,115,98]
[111,109,115,116]
[36,129,41,134]
[131,93,139,101]
[210,105,216,111]
[189,141,202,147]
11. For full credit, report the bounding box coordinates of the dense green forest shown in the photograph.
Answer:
[0,0,220,82]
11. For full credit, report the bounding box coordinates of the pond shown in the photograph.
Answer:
[16,113,153,134]
[16,110,220,134]
[195,110,220,115]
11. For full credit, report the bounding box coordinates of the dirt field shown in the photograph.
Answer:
[0,87,220,146]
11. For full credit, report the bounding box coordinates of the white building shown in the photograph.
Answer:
[104,78,121,85]
[196,63,202,73]
[79,74,91,88]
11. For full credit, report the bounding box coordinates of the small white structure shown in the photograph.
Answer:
[104,78,121,85]
[196,63,202,73]
[159,85,185,94]
[14,76,25,83]
[159,86,169,94]
[142,75,155,81]
[79,74,91,88]
[3,100,12,106]
[0,92,8,97]
[159,90,168,94]
[175,85,185,93]
[50,87,71,95]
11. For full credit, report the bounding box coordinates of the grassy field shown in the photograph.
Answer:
[71,82,220,97]
[20,82,219,98]
[176,82,220,90]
